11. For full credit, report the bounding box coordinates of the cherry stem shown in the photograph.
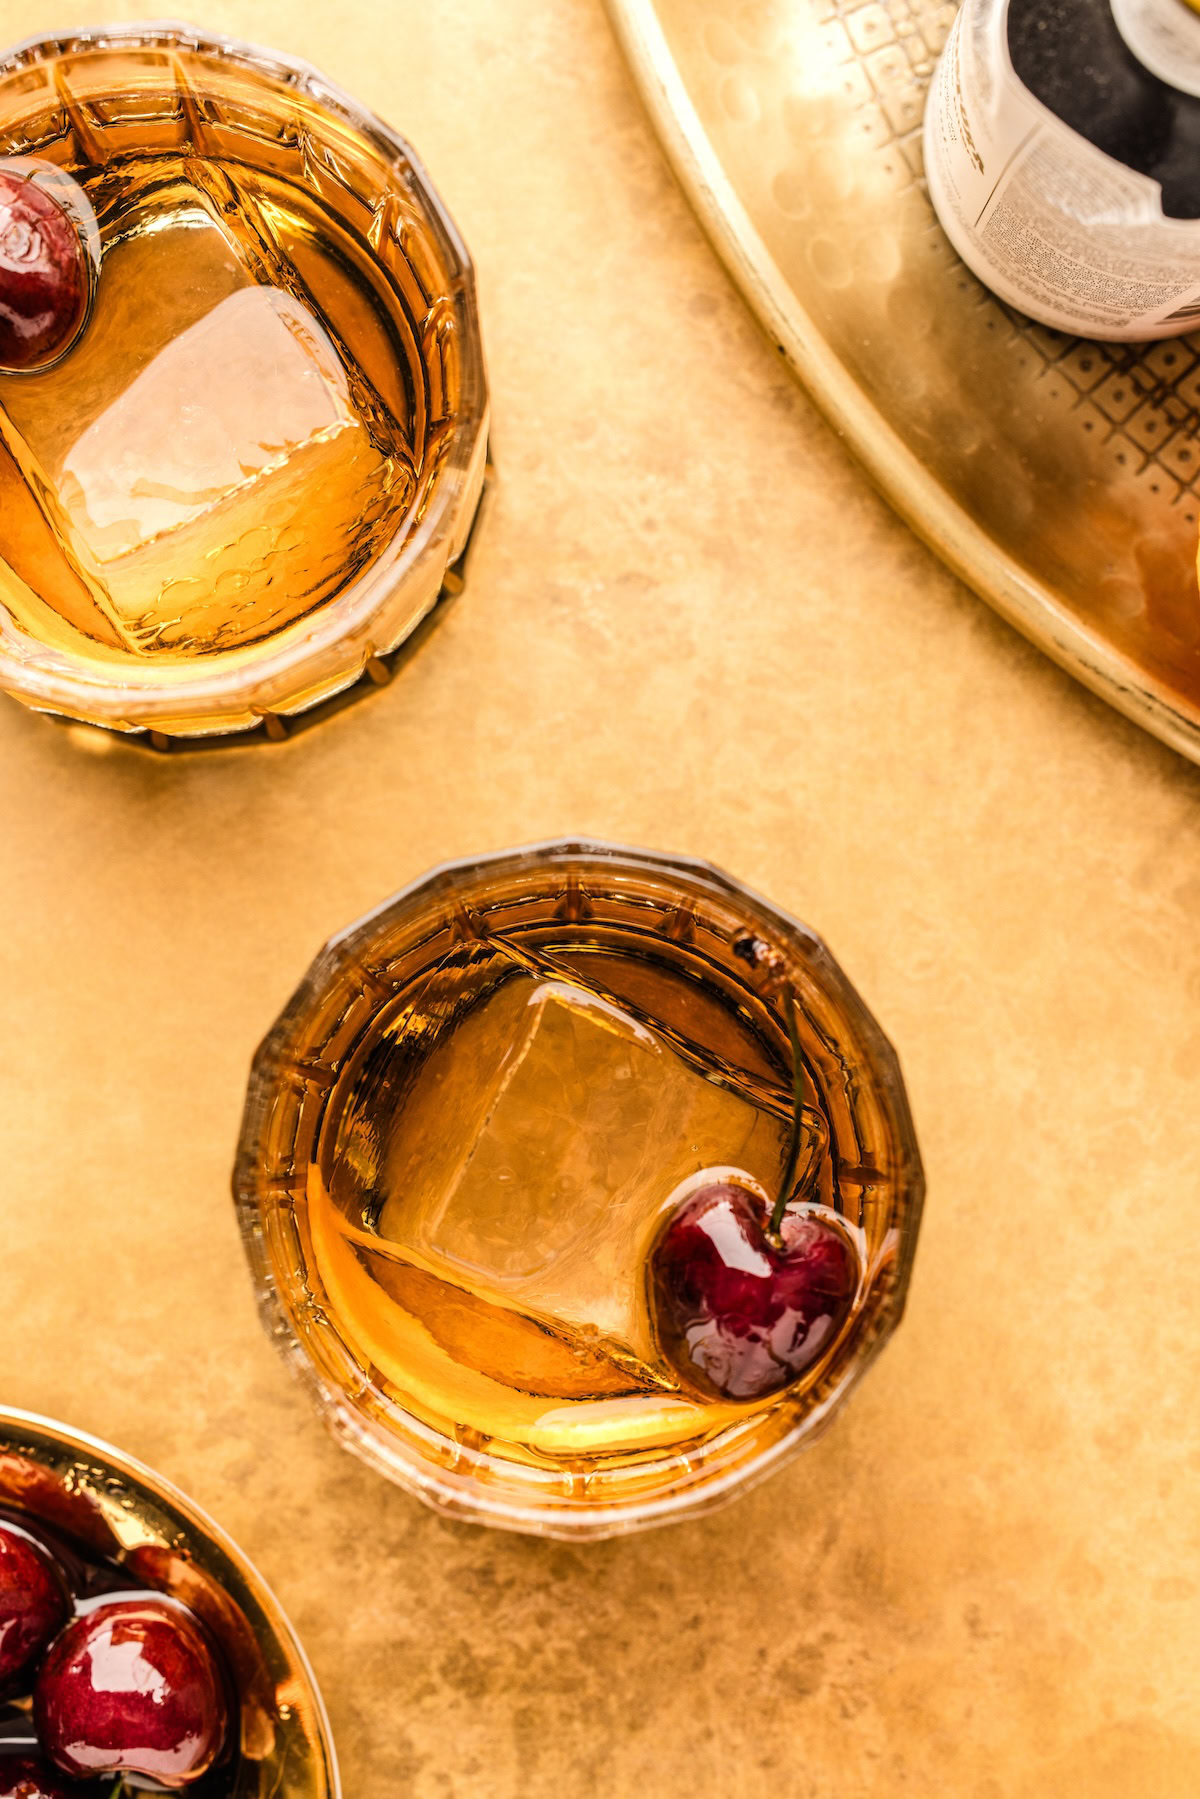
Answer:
[769,987,811,1243]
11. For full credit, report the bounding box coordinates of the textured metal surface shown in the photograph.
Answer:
[2,2,1199,1795]
[608,0,1200,762]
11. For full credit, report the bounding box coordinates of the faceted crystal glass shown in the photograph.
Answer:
[235,843,924,1539]
[0,24,487,737]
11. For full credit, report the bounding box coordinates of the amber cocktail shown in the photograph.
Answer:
[235,843,924,1538]
[0,24,487,738]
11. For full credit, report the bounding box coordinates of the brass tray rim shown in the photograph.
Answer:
[605,0,1200,767]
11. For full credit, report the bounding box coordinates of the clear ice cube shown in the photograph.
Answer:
[0,183,407,654]
[370,961,789,1358]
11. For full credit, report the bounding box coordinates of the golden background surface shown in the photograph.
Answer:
[1,2,1198,1794]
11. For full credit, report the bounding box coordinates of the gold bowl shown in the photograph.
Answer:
[0,1406,340,1797]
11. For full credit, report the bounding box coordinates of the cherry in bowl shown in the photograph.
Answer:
[34,1596,229,1789]
[0,1753,81,1798]
[0,1524,68,1690]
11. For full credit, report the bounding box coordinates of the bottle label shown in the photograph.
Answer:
[924,0,1200,338]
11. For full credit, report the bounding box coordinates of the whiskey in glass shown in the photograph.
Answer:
[235,842,924,1539]
[0,25,487,737]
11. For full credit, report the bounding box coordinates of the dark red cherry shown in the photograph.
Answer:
[650,1182,858,1401]
[0,1523,69,1688]
[34,1597,229,1788]
[0,1753,81,1798]
[0,168,90,371]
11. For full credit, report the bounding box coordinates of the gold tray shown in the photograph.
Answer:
[606,0,1200,764]
[0,1407,340,1798]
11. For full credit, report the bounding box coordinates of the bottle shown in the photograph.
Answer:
[924,0,1200,339]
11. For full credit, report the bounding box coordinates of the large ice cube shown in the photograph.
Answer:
[371,966,789,1357]
[0,184,408,655]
